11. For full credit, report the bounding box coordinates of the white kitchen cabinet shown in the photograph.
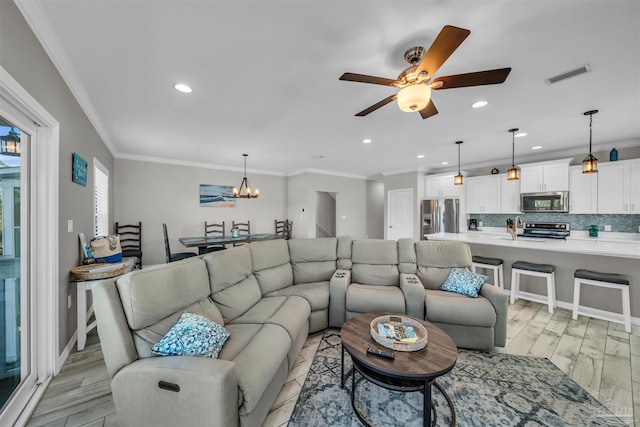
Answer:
[501,177,521,213]
[465,176,501,213]
[520,159,571,193]
[425,174,460,198]
[569,166,597,213]
[597,160,640,214]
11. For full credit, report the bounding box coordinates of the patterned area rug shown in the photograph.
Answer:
[289,330,626,426]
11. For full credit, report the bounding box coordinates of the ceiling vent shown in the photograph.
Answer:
[545,64,591,85]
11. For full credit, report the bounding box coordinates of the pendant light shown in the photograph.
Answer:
[507,128,520,181]
[582,110,599,174]
[454,141,463,185]
[232,154,259,198]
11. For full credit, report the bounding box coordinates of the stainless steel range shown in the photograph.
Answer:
[518,222,570,240]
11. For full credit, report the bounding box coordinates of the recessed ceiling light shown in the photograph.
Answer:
[441,161,449,165]
[174,83,192,93]
[362,138,372,144]
[531,145,543,150]
[515,132,527,138]
[417,154,425,159]
[471,100,488,109]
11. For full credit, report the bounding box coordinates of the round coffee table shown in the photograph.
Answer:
[341,312,457,427]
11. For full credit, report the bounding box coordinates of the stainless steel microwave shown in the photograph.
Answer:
[520,191,569,213]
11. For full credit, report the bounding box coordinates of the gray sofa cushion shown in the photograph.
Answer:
[116,257,219,330]
[346,283,406,314]
[204,246,262,322]
[337,236,353,269]
[265,281,329,311]
[249,239,294,295]
[288,238,337,283]
[398,238,417,274]
[424,289,497,327]
[415,240,473,290]
[351,239,399,285]
[230,296,311,341]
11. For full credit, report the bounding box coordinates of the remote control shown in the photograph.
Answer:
[367,347,395,360]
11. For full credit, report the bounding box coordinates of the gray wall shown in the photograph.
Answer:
[383,171,423,241]
[287,172,368,239]
[114,158,288,265]
[0,1,115,354]
[366,180,384,239]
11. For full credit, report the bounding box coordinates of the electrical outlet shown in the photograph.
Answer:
[67,220,73,233]
[604,224,612,232]
[67,295,72,309]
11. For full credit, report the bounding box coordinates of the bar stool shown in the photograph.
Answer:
[472,255,504,290]
[572,269,631,333]
[510,261,556,313]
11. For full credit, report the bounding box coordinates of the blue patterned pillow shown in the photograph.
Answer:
[441,268,488,298]
[152,312,230,358]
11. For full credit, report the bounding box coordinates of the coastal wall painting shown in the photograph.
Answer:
[199,184,236,207]
[72,152,87,186]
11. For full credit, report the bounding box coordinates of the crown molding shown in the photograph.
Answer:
[115,153,287,176]
[15,0,117,156]
[380,167,427,177]
[287,168,368,180]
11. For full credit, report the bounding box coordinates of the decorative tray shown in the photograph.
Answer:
[370,315,428,352]
[71,262,127,281]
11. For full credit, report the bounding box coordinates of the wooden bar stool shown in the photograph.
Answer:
[472,255,504,290]
[572,269,631,333]
[510,261,556,313]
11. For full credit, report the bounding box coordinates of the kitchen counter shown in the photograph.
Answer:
[427,231,640,259]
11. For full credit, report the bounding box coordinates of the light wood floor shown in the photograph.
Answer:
[26,300,639,427]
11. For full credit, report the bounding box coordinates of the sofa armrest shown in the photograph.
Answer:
[479,283,508,347]
[329,269,351,327]
[399,274,425,319]
[111,356,238,427]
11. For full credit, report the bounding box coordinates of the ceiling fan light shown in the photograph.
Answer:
[397,84,431,112]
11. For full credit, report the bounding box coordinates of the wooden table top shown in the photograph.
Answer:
[179,233,284,247]
[341,312,458,381]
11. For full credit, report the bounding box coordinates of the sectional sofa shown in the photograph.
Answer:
[92,237,507,427]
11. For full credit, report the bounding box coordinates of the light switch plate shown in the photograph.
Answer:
[67,220,73,233]
[604,224,611,232]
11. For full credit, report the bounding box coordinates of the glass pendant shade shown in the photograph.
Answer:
[582,110,599,174]
[507,166,520,181]
[397,83,431,112]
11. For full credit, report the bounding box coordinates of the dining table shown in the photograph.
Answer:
[179,233,285,254]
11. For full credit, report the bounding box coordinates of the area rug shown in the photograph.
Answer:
[288,330,626,426]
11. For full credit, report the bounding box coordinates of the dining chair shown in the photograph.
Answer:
[162,223,197,263]
[115,221,143,269]
[204,221,226,253]
[231,220,250,246]
[275,219,293,239]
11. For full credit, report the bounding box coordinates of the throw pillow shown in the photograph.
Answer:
[152,312,230,358]
[441,268,488,298]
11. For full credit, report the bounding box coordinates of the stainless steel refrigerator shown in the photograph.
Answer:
[421,199,459,238]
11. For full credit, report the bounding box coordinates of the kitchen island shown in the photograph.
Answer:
[427,230,640,322]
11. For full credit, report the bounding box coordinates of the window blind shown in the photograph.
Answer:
[94,159,109,237]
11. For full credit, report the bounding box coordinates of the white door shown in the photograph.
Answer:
[387,189,413,241]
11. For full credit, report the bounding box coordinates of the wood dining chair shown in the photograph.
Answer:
[204,221,226,253]
[275,219,293,239]
[162,223,197,263]
[115,221,143,269]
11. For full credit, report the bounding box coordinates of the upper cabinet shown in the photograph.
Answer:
[425,173,460,198]
[569,166,598,213]
[520,159,571,193]
[597,159,640,214]
[466,176,501,213]
[501,177,521,213]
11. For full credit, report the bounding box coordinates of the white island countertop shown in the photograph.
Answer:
[427,231,640,260]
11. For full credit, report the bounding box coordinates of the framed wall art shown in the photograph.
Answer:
[199,184,235,207]
[72,152,87,186]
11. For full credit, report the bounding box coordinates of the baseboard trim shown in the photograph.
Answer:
[55,332,77,375]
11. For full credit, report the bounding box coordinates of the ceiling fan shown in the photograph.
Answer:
[339,25,511,119]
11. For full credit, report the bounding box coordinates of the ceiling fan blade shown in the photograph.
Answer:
[340,72,399,87]
[419,99,438,119]
[415,25,470,78]
[355,94,397,117]
[432,68,512,89]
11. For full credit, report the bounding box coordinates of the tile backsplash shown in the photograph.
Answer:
[470,213,640,233]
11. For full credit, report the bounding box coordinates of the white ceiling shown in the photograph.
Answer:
[20,0,640,179]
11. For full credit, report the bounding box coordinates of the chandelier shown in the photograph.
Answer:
[233,154,259,198]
